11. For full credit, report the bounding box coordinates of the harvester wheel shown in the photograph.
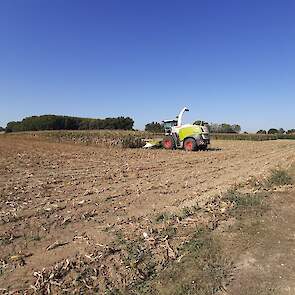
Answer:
[184,138,196,151]
[162,136,175,150]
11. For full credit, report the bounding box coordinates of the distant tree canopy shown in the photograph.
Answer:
[268,128,279,134]
[145,121,164,133]
[0,126,4,132]
[5,115,134,133]
[257,129,267,134]
[208,123,241,134]
[287,129,295,134]
[258,128,289,135]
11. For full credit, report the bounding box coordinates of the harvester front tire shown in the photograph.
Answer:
[184,138,197,151]
[162,136,175,150]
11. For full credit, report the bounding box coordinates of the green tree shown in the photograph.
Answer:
[268,128,279,134]
[5,115,134,132]
[257,129,267,134]
[145,122,164,133]
[209,123,241,133]
[231,124,241,133]
[6,121,23,132]
[287,129,295,134]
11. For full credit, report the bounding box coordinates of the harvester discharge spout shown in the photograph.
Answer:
[177,107,189,126]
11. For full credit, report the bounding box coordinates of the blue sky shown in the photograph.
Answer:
[0,0,294,131]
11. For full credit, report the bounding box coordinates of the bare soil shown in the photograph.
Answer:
[220,187,295,295]
[0,136,295,293]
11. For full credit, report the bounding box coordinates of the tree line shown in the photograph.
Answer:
[5,115,134,132]
[257,128,295,134]
[145,121,241,133]
[145,121,164,133]
[145,121,295,135]
[206,123,241,133]
[3,116,295,134]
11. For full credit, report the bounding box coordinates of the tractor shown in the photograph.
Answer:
[162,107,210,151]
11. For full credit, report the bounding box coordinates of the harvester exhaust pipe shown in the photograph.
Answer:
[177,107,189,126]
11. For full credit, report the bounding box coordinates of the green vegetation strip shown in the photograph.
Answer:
[211,133,295,141]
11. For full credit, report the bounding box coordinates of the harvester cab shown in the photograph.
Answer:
[162,107,210,151]
[163,120,177,134]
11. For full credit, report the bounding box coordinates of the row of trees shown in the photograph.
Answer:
[145,121,164,133]
[207,123,241,134]
[144,121,241,134]
[257,128,295,134]
[3,116,295,134]
[145,121,295,135]
[5,115,134,132]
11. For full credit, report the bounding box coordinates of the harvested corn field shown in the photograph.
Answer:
[0,135,295,294]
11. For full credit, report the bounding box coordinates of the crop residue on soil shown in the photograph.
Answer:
[0,136,295,293]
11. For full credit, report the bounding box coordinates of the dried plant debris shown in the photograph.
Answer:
[1,135,295,293]
[46,241,69,251]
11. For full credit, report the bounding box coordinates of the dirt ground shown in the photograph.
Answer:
[223,188,295,295]
[0,136,295,293]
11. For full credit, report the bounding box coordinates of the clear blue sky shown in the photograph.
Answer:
[0,0,294,131]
